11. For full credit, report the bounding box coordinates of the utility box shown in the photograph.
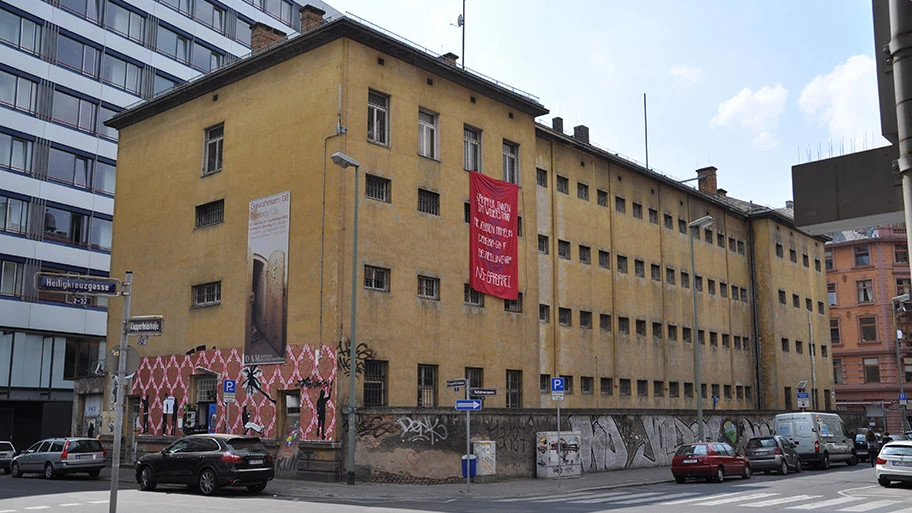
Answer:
[473,440,496,477]
[536,431,582,479]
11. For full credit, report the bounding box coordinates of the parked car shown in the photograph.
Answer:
[745,436,802,475]
[135,434,274,495]
[855,432,885,461]
[10,437,106,479]
[774,412,858,468]
[671,442,752,483]
[0,441,16,474]
[875,440,912,487]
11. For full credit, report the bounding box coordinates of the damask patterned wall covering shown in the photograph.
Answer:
[130,344,337,441]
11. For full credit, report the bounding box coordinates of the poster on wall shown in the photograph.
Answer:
[469,172,519,300]
[245,191,291,365]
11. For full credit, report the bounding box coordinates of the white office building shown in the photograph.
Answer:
[0,0,335,444]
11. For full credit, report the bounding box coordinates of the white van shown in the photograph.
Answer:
[773,412,858,469]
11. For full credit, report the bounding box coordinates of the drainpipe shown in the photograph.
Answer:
[747,217,763,410]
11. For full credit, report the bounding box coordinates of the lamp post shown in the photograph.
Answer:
[893,293,910,432]
[331,151,361,485]
[689,215,713,441]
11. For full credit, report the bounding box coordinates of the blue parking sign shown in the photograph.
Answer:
[224,379,236,394]
[551,377,564,392]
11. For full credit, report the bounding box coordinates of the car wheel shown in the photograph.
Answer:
[198,469,220,496]
[779,460,789,475]
[794,460,803,473]
[714,466,724,483]
[139,466,157,491]
[44,463,56,480]
[10,462,21,478]
[675,476,686,484]
[848,454,859,466]
[87,470,100,479]
[741,464,752,480]
[879,477,892,487]
[820,454,830,470]
[247,483,267,493]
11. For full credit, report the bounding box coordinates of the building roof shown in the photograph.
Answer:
[108,14,547,130]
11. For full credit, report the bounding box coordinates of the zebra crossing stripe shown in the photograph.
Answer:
[661,492,742,505]
[695,492,779,505]
[495,491,596,502]
[835,500,902,512]
[608,492,698,505]
[569,491,662,504]
[787,497,865,510]
[537,491,631,503]
[742,495,823,507]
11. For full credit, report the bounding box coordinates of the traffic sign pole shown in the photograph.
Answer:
[109,271,132,513]
[465,381,470,493]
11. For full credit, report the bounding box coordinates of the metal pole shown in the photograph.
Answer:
[109,271,132,513]
[809,313,817,409]
[346,165,360,485]
[465,383,470,492]
[894,296,909,431]
[461,0,465,69]
[690,230,703,441]
[644,93,649,170]
[557,398,561,488]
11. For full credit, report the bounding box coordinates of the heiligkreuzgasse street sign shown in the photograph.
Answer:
[34,272,121,296]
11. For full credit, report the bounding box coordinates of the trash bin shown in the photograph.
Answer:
[461,454,477,478]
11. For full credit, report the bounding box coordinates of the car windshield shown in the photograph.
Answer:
[68,439,103,453]
[227,438,267,454]
[881,446,912,457]
[0,442,13,451]
[747,438,776,448]
[856,434,866,442]
[675,445,708,456]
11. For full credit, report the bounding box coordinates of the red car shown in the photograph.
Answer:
[672,442,752,483]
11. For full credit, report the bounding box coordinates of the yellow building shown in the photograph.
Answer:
[99,9,830,456]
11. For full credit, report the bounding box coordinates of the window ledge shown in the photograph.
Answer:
[190,302,220,310]
[367,139,391,149]
[418,154,441,163]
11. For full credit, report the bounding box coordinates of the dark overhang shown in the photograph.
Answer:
[108,16,547,130]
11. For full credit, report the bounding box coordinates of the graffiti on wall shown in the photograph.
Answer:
[336,338,375,376]
[398,416,449,445]
[130,344,337,440]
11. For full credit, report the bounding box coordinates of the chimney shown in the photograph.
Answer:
[300,4,325,31]
[552,117,564,133]
[716,188,727,197]
[250,22,286,52]
[696,166,718,194]
[573,125,589,144]
[440,52,459,65]
[786,200,794,209]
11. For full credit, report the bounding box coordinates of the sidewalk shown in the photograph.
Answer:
[261,466,674,501]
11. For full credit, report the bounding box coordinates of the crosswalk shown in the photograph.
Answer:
[494,489,912,511]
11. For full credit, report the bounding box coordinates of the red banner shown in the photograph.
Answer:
[469,172,519,300]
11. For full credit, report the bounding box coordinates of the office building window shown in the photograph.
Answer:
[0,8,41,54]
[0,70,37,113]
[0,260,23,297]
[105,1,145,42]
[364,265,390,292]
[0,195,28,234]
[864,358,880,383]
[417,364,437,406]
[192,281,221,307]
[365,174,391,202]
[193,0,225,32]
[47,147,92,188]
[465,284,484,307]
[857,279,874,303]
[418,109,438,159]
[363,360,388,407]
[195,199,224,228]
[506,370,522,407]
[502,141,519,184]
[203,124,224,175]
[417,188,440,215]
[368,90,389,145]
[860,316,877,342]
[102,53,142,93]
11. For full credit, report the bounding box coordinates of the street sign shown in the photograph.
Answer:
[34,272,121,296]
[455,399,482,411]
[471,388,497,396]
[551,377,565,392]
[901,393,908,406]
[446,378,467,388]
[127,315,164,336]
[552,391,564,401]
[224,379,236,403]
[797,391,810,408]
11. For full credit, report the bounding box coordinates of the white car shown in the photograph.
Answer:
[0,441,15,474]
[875,440,912,487]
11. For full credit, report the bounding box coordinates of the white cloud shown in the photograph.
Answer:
[710,84,789,149]
[668,65,704,86]
[798,55,880,140]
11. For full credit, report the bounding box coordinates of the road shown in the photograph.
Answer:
[0,465,910,513]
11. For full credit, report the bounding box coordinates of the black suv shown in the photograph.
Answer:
[135,434,274,495]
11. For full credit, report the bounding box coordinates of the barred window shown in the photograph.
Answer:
[600,313,611,332]
[417,188,439,215]
[632,202,643,219]
[365,174,391,202]
[417,275,439,300]
[504,293,523,313]
[559,307,572,326]
[192,281,221,307]
[538,235,549,254]
[195,199,224,227]
[539,374,551,394]
[580,311,592,329]
[536,168,547,187]
[506,370,522,408]
[615,196,626,213]
[539,304,550,323]
[364,265,390,292]
[417,364,437,406]
[599,250,610,269]
[597,189,608,206]
[558,240,570,259]
[557,175,569,194]
[464,284,484,306]
[196,377,217,402]
[579,245,591,264]
[581,376,593,395]
[600,377,613,395]
[577,183,589,200]
[363,360,388,407]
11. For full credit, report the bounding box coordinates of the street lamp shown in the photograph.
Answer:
[331,151,361,485]
[893,293,910,432]
[689,215,713,441]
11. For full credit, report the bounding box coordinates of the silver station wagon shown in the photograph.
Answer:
[10,437,107,479]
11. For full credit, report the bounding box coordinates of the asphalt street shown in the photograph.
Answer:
[0,464,910,512]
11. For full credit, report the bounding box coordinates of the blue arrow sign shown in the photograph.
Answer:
[455,400,482,411]
[796,392,809,399]
[552,377,564,392]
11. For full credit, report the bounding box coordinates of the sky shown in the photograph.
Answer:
[326,0,884,209]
